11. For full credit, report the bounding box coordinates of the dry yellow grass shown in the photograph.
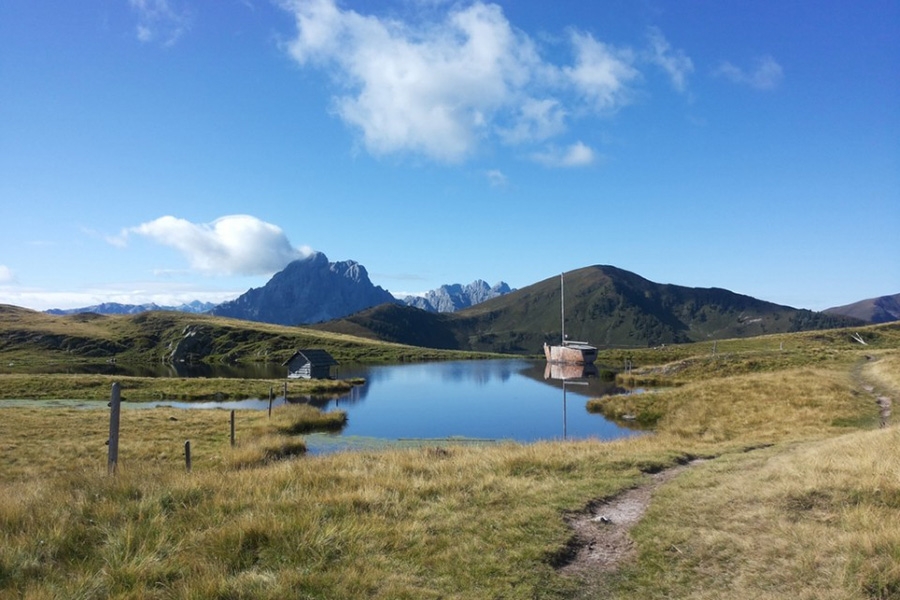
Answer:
[1,332,898,599]
[0,402,345,481]
[593,364,876,451]
[865,351,900,392]
[603,426,900,600]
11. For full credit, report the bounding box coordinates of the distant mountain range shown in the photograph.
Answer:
[824,293,900,324]
[46,300,216,316]
[402,280,513,313]
[313,265,866,352]
[46,255,513,323]
[210,254,514,325]
[43,255,890,353]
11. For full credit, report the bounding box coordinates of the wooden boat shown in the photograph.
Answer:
[543,273,597,365]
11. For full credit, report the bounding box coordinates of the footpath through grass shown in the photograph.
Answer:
[0,324,898,599]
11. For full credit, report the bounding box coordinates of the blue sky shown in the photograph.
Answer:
[1,0,897,312]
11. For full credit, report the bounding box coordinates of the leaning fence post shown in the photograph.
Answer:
[283,381,288,401]
[268,387,273,418]
[230,410,235,447]
[184,440,192,473]
[107,382,121,475]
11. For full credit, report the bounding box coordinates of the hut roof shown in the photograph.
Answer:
[282,349,338,367]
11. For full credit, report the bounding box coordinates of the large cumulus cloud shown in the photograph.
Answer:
[116,215,310,276]
[281,0,693,165]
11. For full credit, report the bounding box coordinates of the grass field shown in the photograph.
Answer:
[0,373,361,401]
[0,322,898,599]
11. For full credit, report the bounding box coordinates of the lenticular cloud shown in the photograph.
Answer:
[127,215,309,276]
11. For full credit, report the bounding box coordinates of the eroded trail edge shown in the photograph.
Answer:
[555,462,697,576]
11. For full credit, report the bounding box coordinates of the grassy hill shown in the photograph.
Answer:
[825,292,900,323]
[0,263,865,369]
[0,304,499,372]
[314,265,864,353]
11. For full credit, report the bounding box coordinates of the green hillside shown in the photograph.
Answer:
[0,305,496,372]
[0,265,864,366]
[315,266,864,353]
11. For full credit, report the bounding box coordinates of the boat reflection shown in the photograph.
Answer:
[543,362,594,439]
[543,362,598,381]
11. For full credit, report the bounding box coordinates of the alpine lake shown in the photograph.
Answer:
[11,359,643,454]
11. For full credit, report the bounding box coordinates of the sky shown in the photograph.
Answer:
[1,0,898,313]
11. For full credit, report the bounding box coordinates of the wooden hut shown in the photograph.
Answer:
[283,349,338,380]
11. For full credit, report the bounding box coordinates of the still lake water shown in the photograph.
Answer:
[1,359,641,454]
[146,359,641,453]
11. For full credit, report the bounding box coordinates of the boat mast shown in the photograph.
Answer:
[560,272,565,346]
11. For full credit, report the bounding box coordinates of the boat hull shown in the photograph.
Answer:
[543,342,597,365]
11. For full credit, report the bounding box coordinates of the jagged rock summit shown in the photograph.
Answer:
[404,280,513,313]
[211,251,397,326]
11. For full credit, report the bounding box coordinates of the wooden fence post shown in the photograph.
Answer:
[268,387,273,418]
[230,410,235,447]
[107,382,121,475]
[283,381,288,401]
[184,440,192,473]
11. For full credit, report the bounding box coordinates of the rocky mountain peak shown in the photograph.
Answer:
[211,252,396,325]
[403,279,514,313]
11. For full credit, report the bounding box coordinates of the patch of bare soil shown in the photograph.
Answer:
[876,395,892,425]
[864,382,894,426]
[555,462,696,578]
[855,355,893,427]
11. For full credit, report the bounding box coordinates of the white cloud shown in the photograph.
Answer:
[0,265,14,284]
[563,32,639,112]
[118,215,311,276]
[284,0,540,162]
[0,286,242,313]
[715,56,784,90]
[531,141,596,168]
[498,98,567,144]
[129,0,191,46]
[645,27,693,93]
[281,0,657,163]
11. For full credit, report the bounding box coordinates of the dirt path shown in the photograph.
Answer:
[853,355,893,427]
[555,357,895,578]
[553,355,896,596]
[556,462,696,578]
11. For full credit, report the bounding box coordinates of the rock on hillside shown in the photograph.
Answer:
[403,280,513,313]
[211,252,397,326]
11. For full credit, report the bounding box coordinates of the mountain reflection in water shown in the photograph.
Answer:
[232,360,637,448]
[38,359,641,454]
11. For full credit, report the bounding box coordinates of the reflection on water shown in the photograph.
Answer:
[3,359,641,454]
[292,360,637,448]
